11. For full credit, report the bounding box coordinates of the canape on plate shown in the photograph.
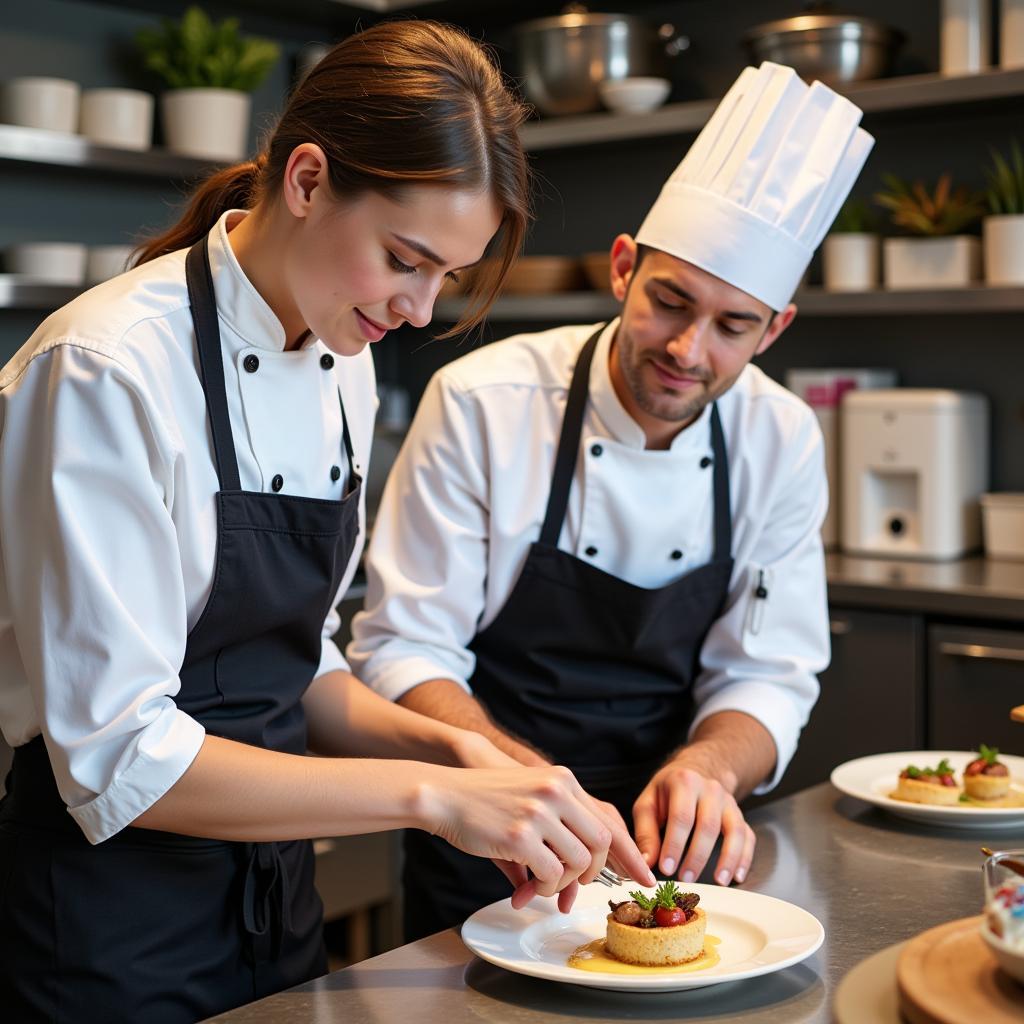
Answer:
[964,744,1010,801]
[605,882,706,966]
[893,758,959,806]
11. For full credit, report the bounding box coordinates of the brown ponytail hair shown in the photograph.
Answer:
[135,20,532,335]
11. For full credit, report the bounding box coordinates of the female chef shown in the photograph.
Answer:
[0,20,652,1023]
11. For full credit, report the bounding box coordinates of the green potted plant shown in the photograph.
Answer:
[136,6,279,162]
[822,198,879,292]
[874,173,986,290]
[982,140,1024,286]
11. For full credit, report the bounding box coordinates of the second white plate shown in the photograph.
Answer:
[461,880,823,993]
[830,750,1024,829]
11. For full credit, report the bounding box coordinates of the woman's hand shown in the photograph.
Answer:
[418,765,615,900]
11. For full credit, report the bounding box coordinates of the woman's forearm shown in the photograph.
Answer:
[133,732,434,841]
[301,669,498,766]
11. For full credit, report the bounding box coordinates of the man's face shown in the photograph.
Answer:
[608,237,795,445]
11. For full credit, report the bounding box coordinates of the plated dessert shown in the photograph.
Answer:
[568,881,719,975]
[964,744,1011,802]
[892,758,960,806]
[606,881,706,966]
[889,747,1024,809]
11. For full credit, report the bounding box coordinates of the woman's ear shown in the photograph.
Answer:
[282,143,330,220]
[610,234,638,302]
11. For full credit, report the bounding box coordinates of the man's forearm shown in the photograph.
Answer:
[668,710,777,800]
[398,678,550,767]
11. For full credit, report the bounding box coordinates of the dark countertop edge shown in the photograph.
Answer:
[826,554,1024,621]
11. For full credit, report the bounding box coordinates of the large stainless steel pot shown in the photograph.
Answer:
[513,9,688,117]
[743,13,904,87]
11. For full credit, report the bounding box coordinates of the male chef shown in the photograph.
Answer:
[349,62,875,940]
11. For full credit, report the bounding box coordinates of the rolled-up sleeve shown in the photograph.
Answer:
[348,371,489,702]
[1,343,205,843]
[689,409,830,793]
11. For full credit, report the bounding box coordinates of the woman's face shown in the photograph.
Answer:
[286,183,502,356]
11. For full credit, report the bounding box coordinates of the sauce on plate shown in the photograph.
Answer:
[568,934,721,975]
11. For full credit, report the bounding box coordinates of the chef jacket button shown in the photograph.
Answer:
[585,545,598,557]
[271,474,284,492]
[590,443,603,457]
[700,455,713,468]
[670,549,683,560]
[243,354,260,373]
[330,465,341,482]
[320,353,335,370]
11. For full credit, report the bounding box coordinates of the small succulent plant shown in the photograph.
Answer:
[873,173,985,237]
[830,197,877,234]
[985,140,1024,216]
[136,6,280,92]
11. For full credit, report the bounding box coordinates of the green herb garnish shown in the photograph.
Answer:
[904,758,954,779]
[979,743,1001,765]
[628,880,682,911]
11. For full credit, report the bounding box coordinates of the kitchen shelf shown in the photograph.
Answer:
[521,67,1024,152]
[6,279,1022,317]
[0,123,221,180]
[434,286,1024,323]
[0,277,81,311]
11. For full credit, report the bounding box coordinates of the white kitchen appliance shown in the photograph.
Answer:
[786,368,897,549]
[841,389,988,560]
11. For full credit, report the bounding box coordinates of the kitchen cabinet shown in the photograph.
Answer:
[769,607,925,800]
[928,622,1024,752]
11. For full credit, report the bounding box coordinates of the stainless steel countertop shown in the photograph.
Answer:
[207,783,1024,1022]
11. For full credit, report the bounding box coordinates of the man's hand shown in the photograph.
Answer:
[632,761,755,887]
[630,710,775,887]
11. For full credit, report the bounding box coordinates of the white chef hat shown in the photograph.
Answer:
[635,62,874,311]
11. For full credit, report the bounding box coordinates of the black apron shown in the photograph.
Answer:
[403,325,734,941]
[0,234,361,1023]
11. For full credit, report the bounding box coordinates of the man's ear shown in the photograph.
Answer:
[282,143,330,220]
[755,302,797,357]
[610,234,638,302]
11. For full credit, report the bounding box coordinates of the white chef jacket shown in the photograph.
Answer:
[0,211,375,843]
[348,320,828,792]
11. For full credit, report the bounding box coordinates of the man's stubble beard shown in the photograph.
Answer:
[619,335,716,425]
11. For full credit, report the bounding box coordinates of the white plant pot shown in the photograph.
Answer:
[0,77,80,133]
[86,244,135,285]
[983,215,1024,285]
[6,242,87,285]
[822,234,879,292]
[161,88,250,162]
[79,88,154,151]
[883,236,981,290]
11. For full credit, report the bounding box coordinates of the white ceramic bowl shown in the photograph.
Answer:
[6,242,87,285]
[598,76,671,114]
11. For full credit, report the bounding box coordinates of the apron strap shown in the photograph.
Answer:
[539,325,604,547]
[186,236,242,492]
[710,402,732,561]
[539,323,733,559]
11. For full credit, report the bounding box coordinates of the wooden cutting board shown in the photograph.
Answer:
[897,915,1024,1024]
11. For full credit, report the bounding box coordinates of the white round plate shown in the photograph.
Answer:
[460,881,823,993]
[830,750,1024,830]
